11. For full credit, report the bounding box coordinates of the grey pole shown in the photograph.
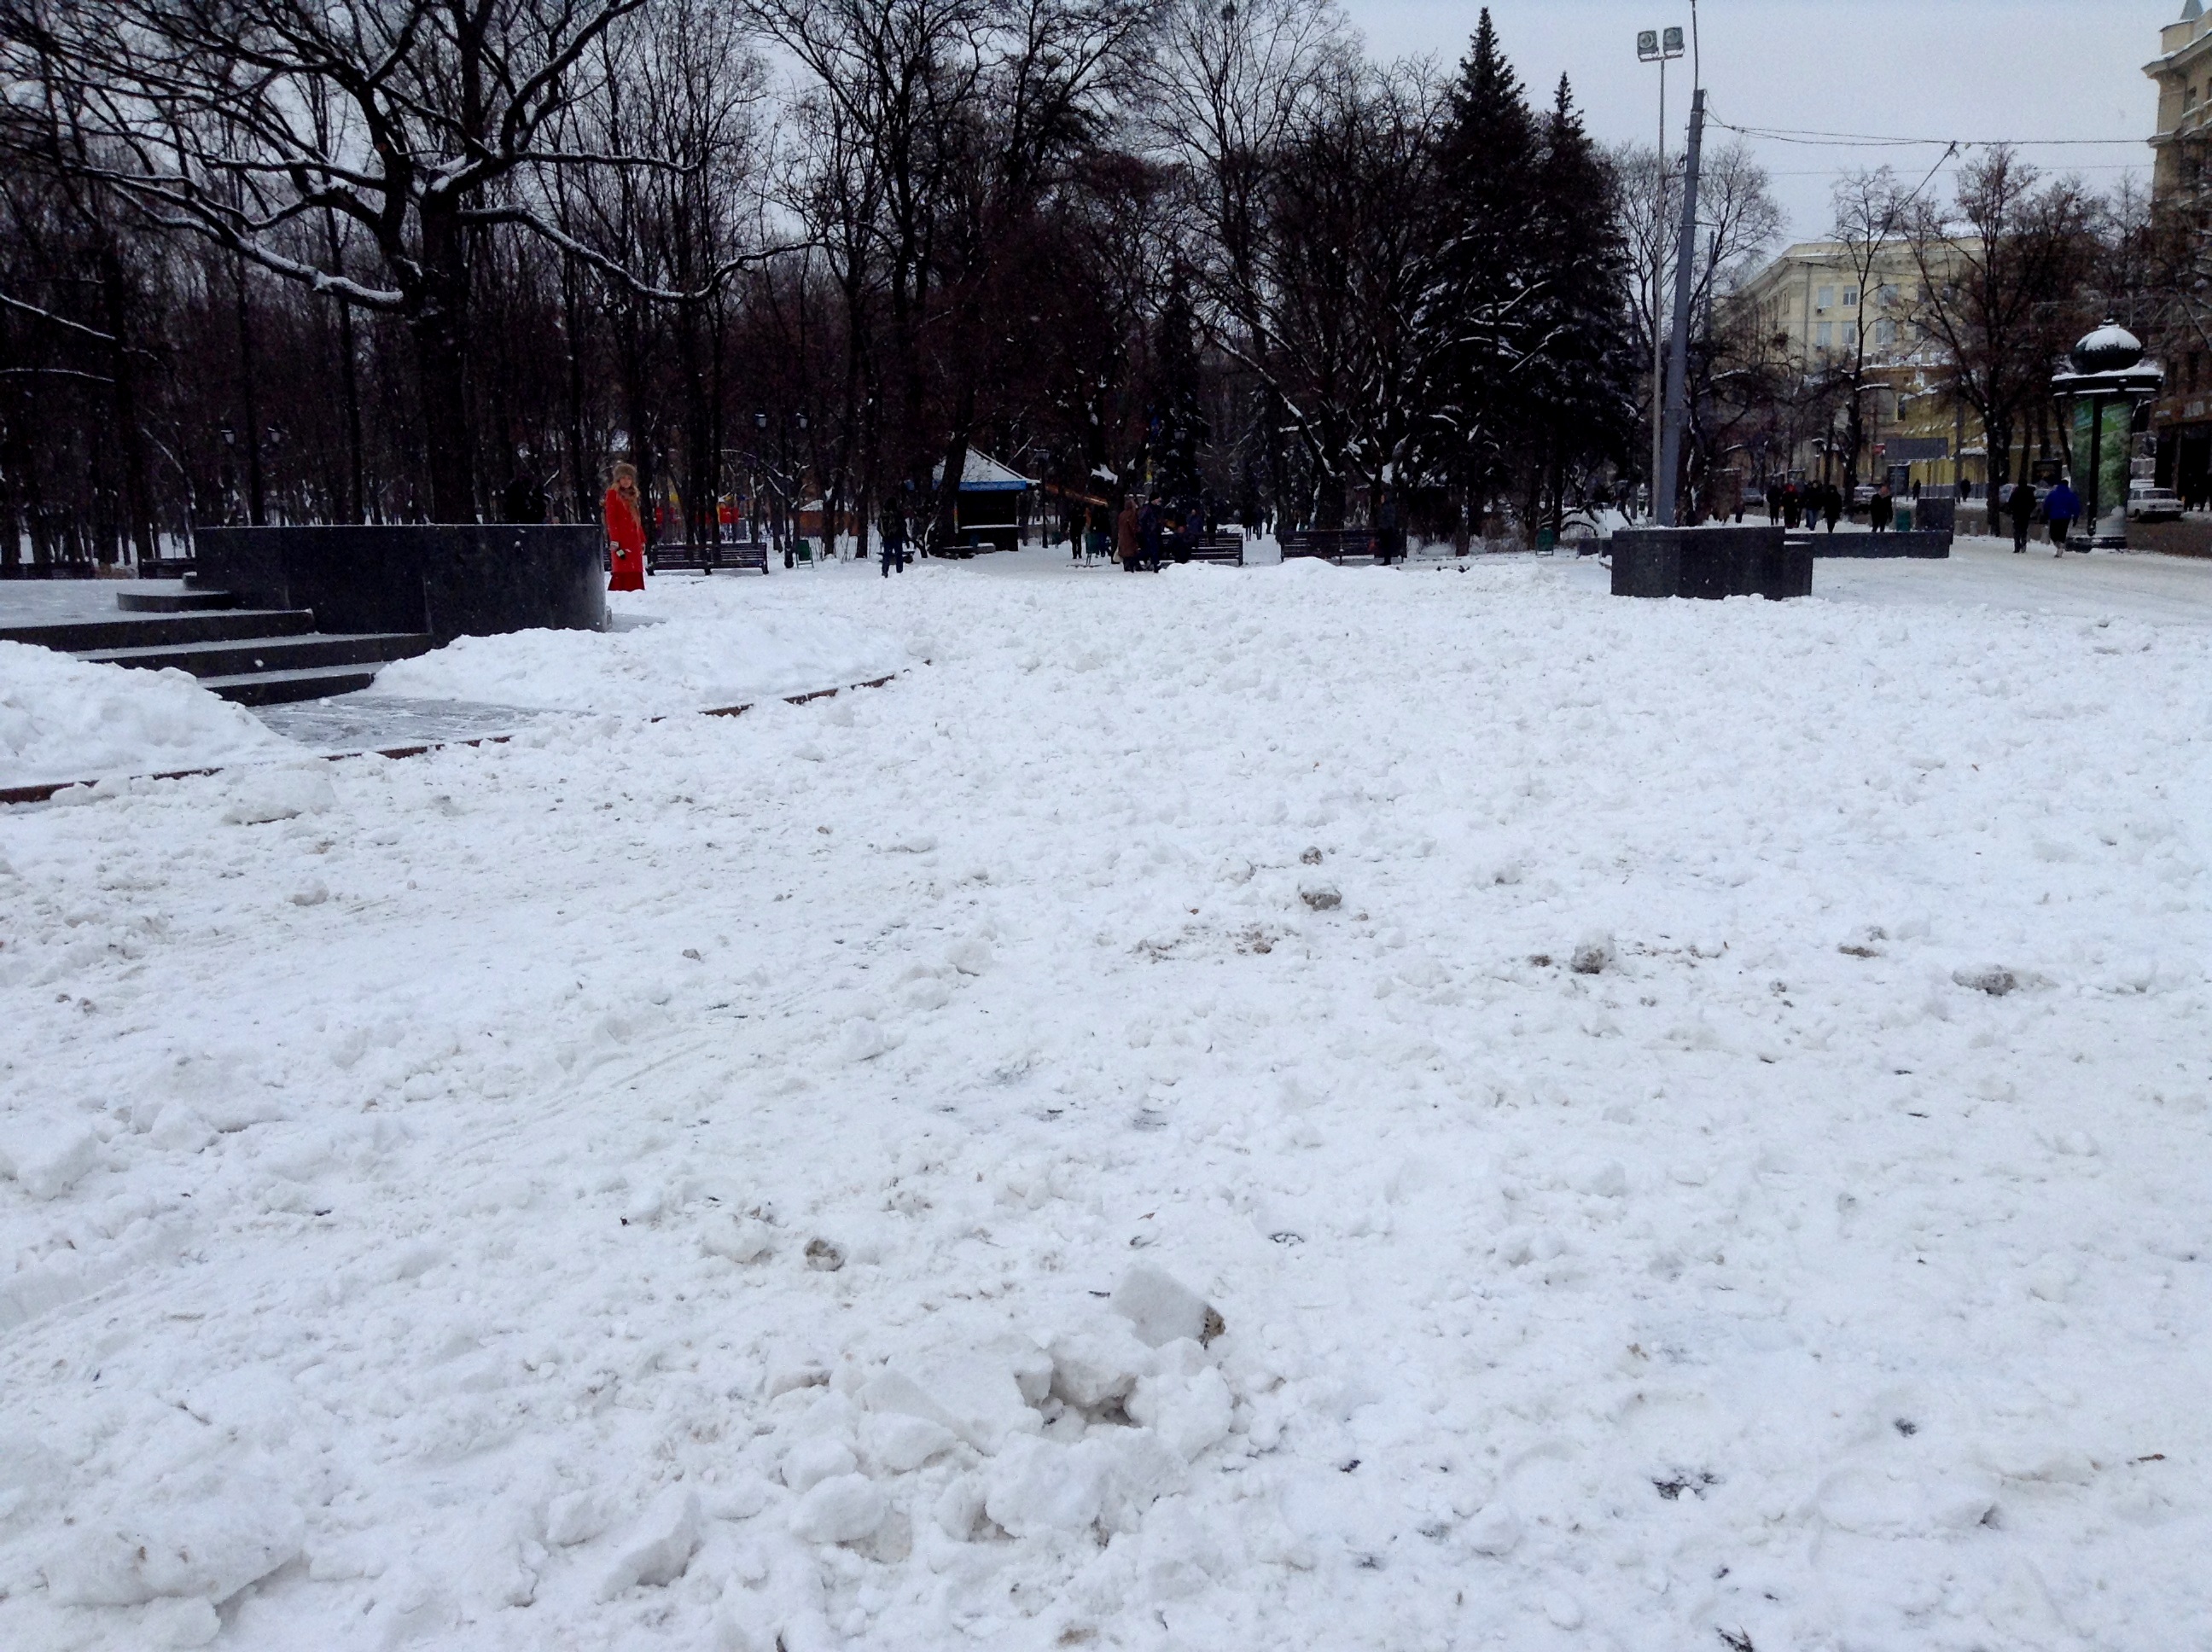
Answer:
[1656,87,1706,527]
[1651,54,1667,516]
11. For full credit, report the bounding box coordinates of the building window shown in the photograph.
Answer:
[1817,322,1834,347]
[1842,287,1860,309]
[1877,283,1899,308]
[1817,285,1835,311]
[1875,319,1897,346]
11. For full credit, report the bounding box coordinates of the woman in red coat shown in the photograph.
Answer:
[604,462,646,591]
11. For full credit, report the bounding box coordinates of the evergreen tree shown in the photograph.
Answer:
[1149,276,1210,504]
[1423,9,1543,539]
[1522,75,1638,521]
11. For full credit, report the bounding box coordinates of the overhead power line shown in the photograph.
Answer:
[1708,115,2148,151]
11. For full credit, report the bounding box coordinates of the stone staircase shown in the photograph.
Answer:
[0,585,434,705]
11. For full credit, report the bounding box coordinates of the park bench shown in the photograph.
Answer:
[1185,533,1245,567]
[1279,529,1399,565]
[646,540,771,574]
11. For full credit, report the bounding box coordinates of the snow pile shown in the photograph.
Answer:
[369,587,915,714]
[0,640,294,788]
[2,547,2210,1649]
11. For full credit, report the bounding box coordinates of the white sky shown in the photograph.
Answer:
[1347,0,2169,241]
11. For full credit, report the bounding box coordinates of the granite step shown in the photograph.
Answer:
[0,608,318,653]
[77,631,434,680]
[116,586,241,613]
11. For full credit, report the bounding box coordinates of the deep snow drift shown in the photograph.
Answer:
[1,550,2208,1651]
[367,583,916,715]
[0,641,294,789]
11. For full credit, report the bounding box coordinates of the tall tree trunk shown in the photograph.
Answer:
[930,375,976,552]
[234,253,265,526]
[411,208,476,522]
[562,253,590,522]
[96,241,156,562]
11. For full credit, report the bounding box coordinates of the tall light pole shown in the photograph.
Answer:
[1656,0,1706,527]
[1639,26,1684,520]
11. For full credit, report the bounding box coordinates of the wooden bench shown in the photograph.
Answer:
[1279,529,1398,565]
[646,541,771,574]
[1185,534,1245,567]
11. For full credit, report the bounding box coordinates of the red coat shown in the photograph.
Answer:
[604,486,645,591]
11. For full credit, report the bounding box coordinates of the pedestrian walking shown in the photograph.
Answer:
[2044,478,2081,555]
[1823,483,1843,533]
[2007,479,2036,552]
[878,499,908,578]
[1766,481,1784,526]
[603,462,646,592]
[1116,497,1143,572]
[1782,483,1802,531]
[1869,483,1894,534]
[1138,495,1164,572]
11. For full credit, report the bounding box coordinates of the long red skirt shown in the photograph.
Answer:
[608,548,645,592]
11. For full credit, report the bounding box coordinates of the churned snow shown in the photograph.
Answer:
[1,544,2209,1651]
[0,641,294,789]
[367,585,917,715]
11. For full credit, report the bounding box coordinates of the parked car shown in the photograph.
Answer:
[2128,484,2183,523]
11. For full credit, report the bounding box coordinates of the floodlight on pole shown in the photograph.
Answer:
[1638,26,1684,519]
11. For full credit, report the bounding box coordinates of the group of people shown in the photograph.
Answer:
[1764,480,1846,532]
[2004,478,2081,556]
[601,462,920,585]
[1106,496,1208,573]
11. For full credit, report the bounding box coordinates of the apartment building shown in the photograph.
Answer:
[1729,242,1983,493]
[2147,2,2212,496]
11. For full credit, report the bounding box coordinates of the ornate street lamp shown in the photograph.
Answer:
[2051,321,2163,550]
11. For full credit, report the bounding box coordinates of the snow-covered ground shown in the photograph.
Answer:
[2,549,2209,1651]
[0,642,296,790]
[366,584,917,716]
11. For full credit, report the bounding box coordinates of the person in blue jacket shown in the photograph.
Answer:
[2042,479,2081,555]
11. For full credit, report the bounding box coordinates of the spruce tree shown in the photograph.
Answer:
[1425,9,1542,541]
[1523,75,1638,521]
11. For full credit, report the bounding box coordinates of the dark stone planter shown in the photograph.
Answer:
[1804,531,1951,561]
[195,525,606,643]
[1755,543,1814,598]
[1611,526,1799,600]
[1610,536,1679,597]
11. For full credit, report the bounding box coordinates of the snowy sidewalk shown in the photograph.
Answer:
[2,550,2208,1651]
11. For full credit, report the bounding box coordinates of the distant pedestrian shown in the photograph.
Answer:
[1138,495,1164,572]
[2044,478,2080,555]
[1869,483,1894,534]
[1766,481,1784,525]
[878,500,908,578]
[1116,497,1143,572]
[603,462,646,592]
[1782,483,1802,531]
[1823,483,1843,533]
[502,467,548,525]
[2006,480,2036,552]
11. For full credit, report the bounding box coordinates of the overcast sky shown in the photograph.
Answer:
[1346,0,2170,241]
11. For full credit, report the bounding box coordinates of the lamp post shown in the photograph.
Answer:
[1639,25,1685,521]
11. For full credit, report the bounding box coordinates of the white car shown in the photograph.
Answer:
[2128,485,2183,523]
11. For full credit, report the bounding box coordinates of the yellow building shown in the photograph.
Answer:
[1729,241,1987,494]
[2147,0,2212,204]
[2146,3,2212,497]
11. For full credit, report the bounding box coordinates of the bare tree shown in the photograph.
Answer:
[1905,148,2093,497]
[1,0,776,521]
